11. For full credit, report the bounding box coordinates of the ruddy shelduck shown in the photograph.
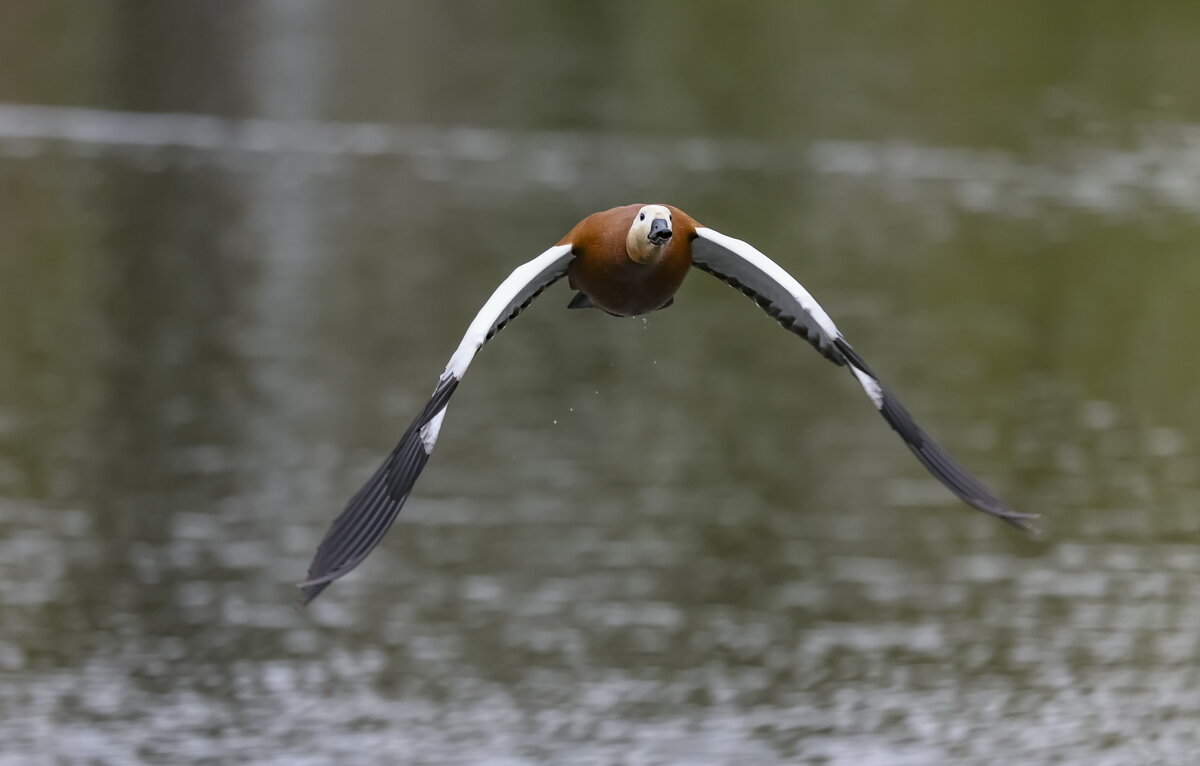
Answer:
[300,204,1036,603]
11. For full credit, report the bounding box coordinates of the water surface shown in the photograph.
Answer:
[2,4,1200,764]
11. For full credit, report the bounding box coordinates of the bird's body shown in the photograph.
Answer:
[299,204,1036,604]
[562,204,695,316]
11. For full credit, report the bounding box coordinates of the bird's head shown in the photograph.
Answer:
[626,204,673,263]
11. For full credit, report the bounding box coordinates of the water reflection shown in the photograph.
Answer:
[3,3,1200,765]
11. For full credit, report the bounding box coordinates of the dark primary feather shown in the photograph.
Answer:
[299,378,457,604]
[484,256,573,342]
[834,340,1038,533]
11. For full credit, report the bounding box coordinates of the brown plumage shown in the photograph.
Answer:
[299,203,1036,605]
[561,204,698,316]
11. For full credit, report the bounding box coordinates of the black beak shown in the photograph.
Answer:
[648,217,672,244]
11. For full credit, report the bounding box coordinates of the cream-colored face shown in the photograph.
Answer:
[626,204,673,263]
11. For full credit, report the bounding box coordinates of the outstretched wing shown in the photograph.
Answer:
[300,244,575,604]
[691,227,1037,533]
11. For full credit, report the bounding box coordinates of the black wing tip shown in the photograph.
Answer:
[297,578,332,606]
[946,470,1040,535]
[1002,511,1042,536]
[966,498,1041,535]
[297,564,355,605]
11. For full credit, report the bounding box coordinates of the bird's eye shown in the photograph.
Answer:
[639,213,645,221]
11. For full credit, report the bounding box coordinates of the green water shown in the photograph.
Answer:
[2,4,1200,764]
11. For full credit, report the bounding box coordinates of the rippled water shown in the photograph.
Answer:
[3,4,1200,765]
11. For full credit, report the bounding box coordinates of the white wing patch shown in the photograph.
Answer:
[446,243,574,380]
[694,228,842,340]
[419,407,447,454]
[850,365,884,409]
[692,226,881,410]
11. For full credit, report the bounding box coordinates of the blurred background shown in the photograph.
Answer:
[2,2,1200,764]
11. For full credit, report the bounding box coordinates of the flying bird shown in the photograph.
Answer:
[300,204,1036,603]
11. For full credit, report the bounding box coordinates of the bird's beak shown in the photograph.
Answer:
[648,217,672,245]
